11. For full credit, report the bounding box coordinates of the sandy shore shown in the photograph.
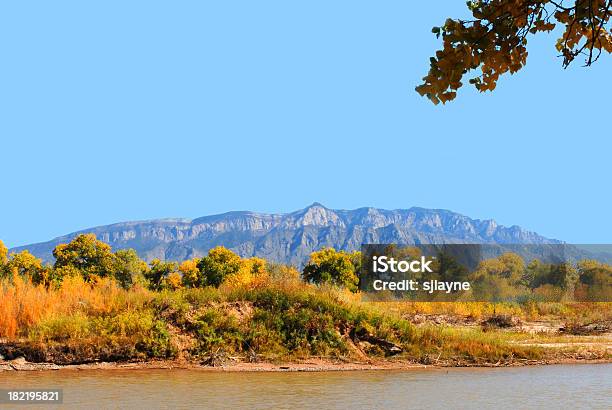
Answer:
[2,357,610,372]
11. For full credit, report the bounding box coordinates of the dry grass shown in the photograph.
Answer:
[0,276,150,339]
[375,300,611,323]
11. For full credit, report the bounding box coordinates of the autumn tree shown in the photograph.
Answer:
[302,248,359,292]
[53,234,118,282]
[196,247,242,287]
[433,251,470,283]
[221,256,271,288]
[469,252,526,300]
[267,263,301,281]
[577,259,612,285]
[523,259,548,288]
[349,251,362,276]
[418,0,612,103]
[146,259,178,291]
[246,257,267,275]
[472,252,525,283]
[576,259,612,300]
[113,249,149,288]
[0,249,61,287]
[0,240,7,267]
[163,271,183,290]
[3,250,44,279]
[548,262,579,290]
[178,259,200,288]
[520,259,580,301]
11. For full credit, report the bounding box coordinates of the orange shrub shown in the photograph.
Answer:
[0,276,150,339]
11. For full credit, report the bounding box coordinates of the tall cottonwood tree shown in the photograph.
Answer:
[53,234,117,281]
[417,0,612,104]
[302,248,360,292]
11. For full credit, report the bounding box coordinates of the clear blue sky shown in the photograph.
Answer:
[1,1,610,248]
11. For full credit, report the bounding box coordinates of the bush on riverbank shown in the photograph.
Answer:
[0,272,560,366]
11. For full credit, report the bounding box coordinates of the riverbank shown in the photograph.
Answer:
[2,356,611,372]
[2,274,610,371]
[0,358,418,372]
[2,342,610,373]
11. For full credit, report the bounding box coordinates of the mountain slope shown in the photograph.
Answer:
[11,203,559,266]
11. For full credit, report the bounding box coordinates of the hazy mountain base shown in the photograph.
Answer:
[0,276,610,370]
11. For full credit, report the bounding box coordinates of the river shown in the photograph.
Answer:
[1,364,610,409]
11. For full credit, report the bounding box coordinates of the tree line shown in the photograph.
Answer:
[0,235,610,301]
[0,234,354,291]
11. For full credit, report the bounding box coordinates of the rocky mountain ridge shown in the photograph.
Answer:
[11,203,559,266]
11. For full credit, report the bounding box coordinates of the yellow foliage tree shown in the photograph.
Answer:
[5,250,44,279]
[223,257,270,288]
[0,240,7,267]
[146,259,178,291]
[473,252,525,283]
[163,271,183,290]
[469,252,526,301]
[179,259,200,288]
[53,234,117,281]
[113,249,149,289]
[418,0,612,103]
[303,247,359,292]
[248,257,267,275]
[268,263,302,282]
[576,259,612,300]
[197,246,243,287]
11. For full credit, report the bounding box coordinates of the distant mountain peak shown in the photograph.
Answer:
[306,202,327,209]
[289,202,341,228]
[10,204,559,266]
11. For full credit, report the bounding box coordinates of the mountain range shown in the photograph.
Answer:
[10,203,561,266]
